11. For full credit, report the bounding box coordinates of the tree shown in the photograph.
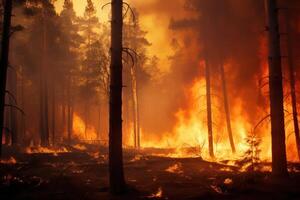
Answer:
[109,0,126,193]
[0,0,13,156]
[220,63,236,153]
[60,0,82,143]
[79,0,107,139]
[265,0,288,178]
[286,10,300,161]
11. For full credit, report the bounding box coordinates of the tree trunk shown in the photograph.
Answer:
[40,9,49,147]
[0,0,12,157]
[52,82,56,146]
[9,69,18,146]
[109,0,126,194]
[67,75,72,143]
[205,57,214,158]
[265,0,288,178]
[130,66,138,148]
[136,70,141,149]
[286,11,300,161]
[220,64,235,153]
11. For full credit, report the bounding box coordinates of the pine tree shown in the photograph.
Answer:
[60,0,82,143]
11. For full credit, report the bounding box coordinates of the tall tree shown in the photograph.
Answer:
[286,11,300,161]
[109,0,126,193]
[265,0,288,178]
[60,0,82,142]
[0,0,13,156]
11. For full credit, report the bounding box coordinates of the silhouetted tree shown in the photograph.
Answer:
[0,0,13,156]
[109,0,126,194]
[286,10,300,161]
[265,0,288,178]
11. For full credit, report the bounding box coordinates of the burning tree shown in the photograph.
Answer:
[240,133,262,172]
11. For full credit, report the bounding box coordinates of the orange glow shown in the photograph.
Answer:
[73,113,98,141]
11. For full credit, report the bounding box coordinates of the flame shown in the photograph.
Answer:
[25,146,69,154]
[73,113,98,141]
[134,34,300,163]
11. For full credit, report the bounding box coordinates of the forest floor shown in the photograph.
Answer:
[1,144,300,200]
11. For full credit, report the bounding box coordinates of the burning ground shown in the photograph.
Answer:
[1,145,300,200]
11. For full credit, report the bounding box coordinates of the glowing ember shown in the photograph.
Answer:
[25,146,69,154]
[0,157,17,164]
[73,144,87,151]
[148,187,163,198]
[165,163,183,175]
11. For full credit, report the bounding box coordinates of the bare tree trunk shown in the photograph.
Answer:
[40,9,49,147]
[97,104,101,140]
[136,71,141,148]
[9,70,18,146]
[265,0,288,178]
[205,57,214,158]
[84,102,89,140]
[0,0,12,157]
[52,82,56,146]
[109,0,126,194]
[130,66,137,148]
[20,65,25,146]
[220,64,235,153]
[67,75,72,143]
[62,83,66,135]
[286,11,300,161]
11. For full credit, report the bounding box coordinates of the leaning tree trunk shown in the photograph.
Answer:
[0,0,13,156]
[220,63,235,153]
[286,11,300,161]
[265,0,288,178]
[205,57,214,158]
[109,0,126,194]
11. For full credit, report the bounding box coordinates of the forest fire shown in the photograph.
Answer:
[1,0,300,199]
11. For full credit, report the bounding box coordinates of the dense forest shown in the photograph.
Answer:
[1,0,300,199]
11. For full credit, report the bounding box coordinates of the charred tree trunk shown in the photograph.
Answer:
[136,72,141,148]
[9,70,18,146]
[67,75,72,143]
[20,65,25,145]
[62,83,66,135]
[265,0,288,178]
[0,0,12,156]
[220,64,235,153]
[109,0,126,194]
[286,12,300,161]
[40,10,49,147]
[205,57,214,158]
[97,104,101,140]
[51,82,56,146]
